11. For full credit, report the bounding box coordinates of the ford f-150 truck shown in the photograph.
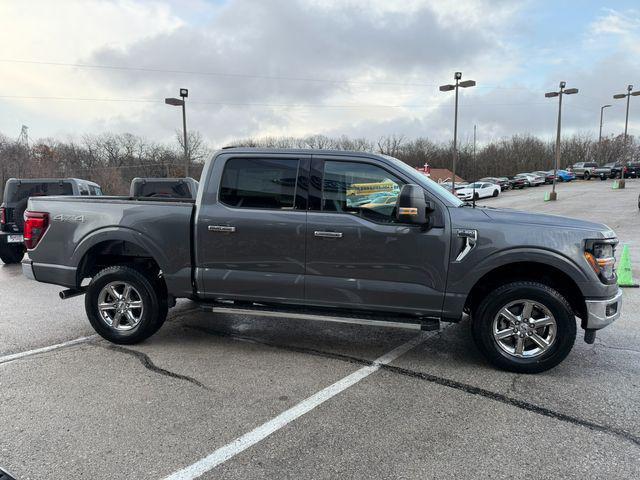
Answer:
[22,148,622,373]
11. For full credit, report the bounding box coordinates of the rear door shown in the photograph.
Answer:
[196,153,310,303]
[304,154,449,316]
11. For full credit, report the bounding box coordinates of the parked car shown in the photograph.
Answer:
[22,148,622,373]
[555,169,576,182]
[479,177,510,191]
[532,171,555,184]
[570,162,602,180]
[439,181,468,192]
[515,173,545,187]
[0,178,102,264]
[130,177,199,199]
[507,176,526,189]
[456,182,501,200]
[625,162,640,178]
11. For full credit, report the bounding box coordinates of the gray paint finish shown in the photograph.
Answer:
[24,147,619,326]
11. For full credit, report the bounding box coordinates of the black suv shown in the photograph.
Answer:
[0,178,102,264]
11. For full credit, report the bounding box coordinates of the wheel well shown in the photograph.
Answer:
[77,240,164,289]
[465,262,587,320]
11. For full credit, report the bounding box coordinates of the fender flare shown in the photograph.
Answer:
[72,226,170,277]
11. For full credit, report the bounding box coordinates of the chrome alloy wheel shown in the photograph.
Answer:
[492,299,557,358]
[97,281,144,331]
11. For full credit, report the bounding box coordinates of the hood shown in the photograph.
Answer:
[482,207,615,237]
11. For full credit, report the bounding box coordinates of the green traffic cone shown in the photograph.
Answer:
[617,244,639,288]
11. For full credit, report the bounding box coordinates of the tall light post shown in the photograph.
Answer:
[545,81,578,201]
[613,84,640,140]
[165,88,190,177]
[599,104,611,143]
[440,72,476,193]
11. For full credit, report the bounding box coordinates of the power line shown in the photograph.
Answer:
[0,94,560,109]
[0,58,526,90]
[0,58,440,88]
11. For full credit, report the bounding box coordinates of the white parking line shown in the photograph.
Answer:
[0,335,98,365]
[163,333,428,480]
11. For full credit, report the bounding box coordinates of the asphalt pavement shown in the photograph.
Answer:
[1,178,639,479]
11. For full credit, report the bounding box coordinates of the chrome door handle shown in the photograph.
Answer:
[314,231,343,239]
[208,225,236,233]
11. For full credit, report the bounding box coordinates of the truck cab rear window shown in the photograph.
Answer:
[4,182,73,203]
[220,158,299,209]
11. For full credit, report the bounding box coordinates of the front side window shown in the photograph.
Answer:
[220,157,299,209]
[322,160,404,223]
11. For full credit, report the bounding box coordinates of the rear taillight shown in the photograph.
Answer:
[24,211,49,250]
[0,207,5,225]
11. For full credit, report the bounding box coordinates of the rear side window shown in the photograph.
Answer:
[220,158,299,209]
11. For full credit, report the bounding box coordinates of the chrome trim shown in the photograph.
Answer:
[314,231,343,239]
[585,288,623,329]
[208,225,236,233]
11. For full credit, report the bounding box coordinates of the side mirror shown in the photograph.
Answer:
[396,184,433,227]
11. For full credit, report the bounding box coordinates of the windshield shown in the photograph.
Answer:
[381,155,464,206]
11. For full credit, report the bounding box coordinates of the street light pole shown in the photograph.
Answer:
[545,81,578,201]
[613,84,640,142]
[599,104,611,143]
[165,88,190,177]
[440,72,476,193]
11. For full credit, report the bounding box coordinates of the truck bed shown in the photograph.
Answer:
[24,195,195,297]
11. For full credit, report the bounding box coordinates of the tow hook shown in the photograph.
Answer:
[584,329,597,344]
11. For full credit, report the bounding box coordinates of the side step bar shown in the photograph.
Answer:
[199,302,441,331]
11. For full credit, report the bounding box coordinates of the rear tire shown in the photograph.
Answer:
[85,265,168,344]
[471,281,576,373]
[492,189,499,197]
[0,244,25,264]
[583,172,591,180]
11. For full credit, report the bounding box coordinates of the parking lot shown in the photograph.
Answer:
[1,179,639,479]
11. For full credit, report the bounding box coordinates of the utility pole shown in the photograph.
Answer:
[439,72,476,193]
[472,124,477,208]
[545,81,578,201]
[599,105,611,143]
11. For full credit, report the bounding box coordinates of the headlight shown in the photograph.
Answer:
[584,239,617,283]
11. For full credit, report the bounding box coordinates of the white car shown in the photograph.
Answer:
[456,182,500,200]
[515,173,545,187]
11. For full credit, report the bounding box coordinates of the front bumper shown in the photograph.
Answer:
[585,288,623,329]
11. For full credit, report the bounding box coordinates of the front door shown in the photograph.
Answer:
[305,155,449,316]
[196,153,310,303]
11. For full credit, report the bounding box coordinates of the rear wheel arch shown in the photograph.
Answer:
[76,239,166,293]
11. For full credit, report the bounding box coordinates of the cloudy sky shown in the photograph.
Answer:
[0,0,639,147]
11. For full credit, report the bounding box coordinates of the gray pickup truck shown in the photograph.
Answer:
[22,148,622,373]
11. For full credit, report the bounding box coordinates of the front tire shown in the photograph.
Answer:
[85,265,168,344]
[583,172,591,180]
[0,244,25,264]
[471,281,576,373]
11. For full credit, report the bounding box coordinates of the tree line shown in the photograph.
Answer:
[1,129,638,195]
